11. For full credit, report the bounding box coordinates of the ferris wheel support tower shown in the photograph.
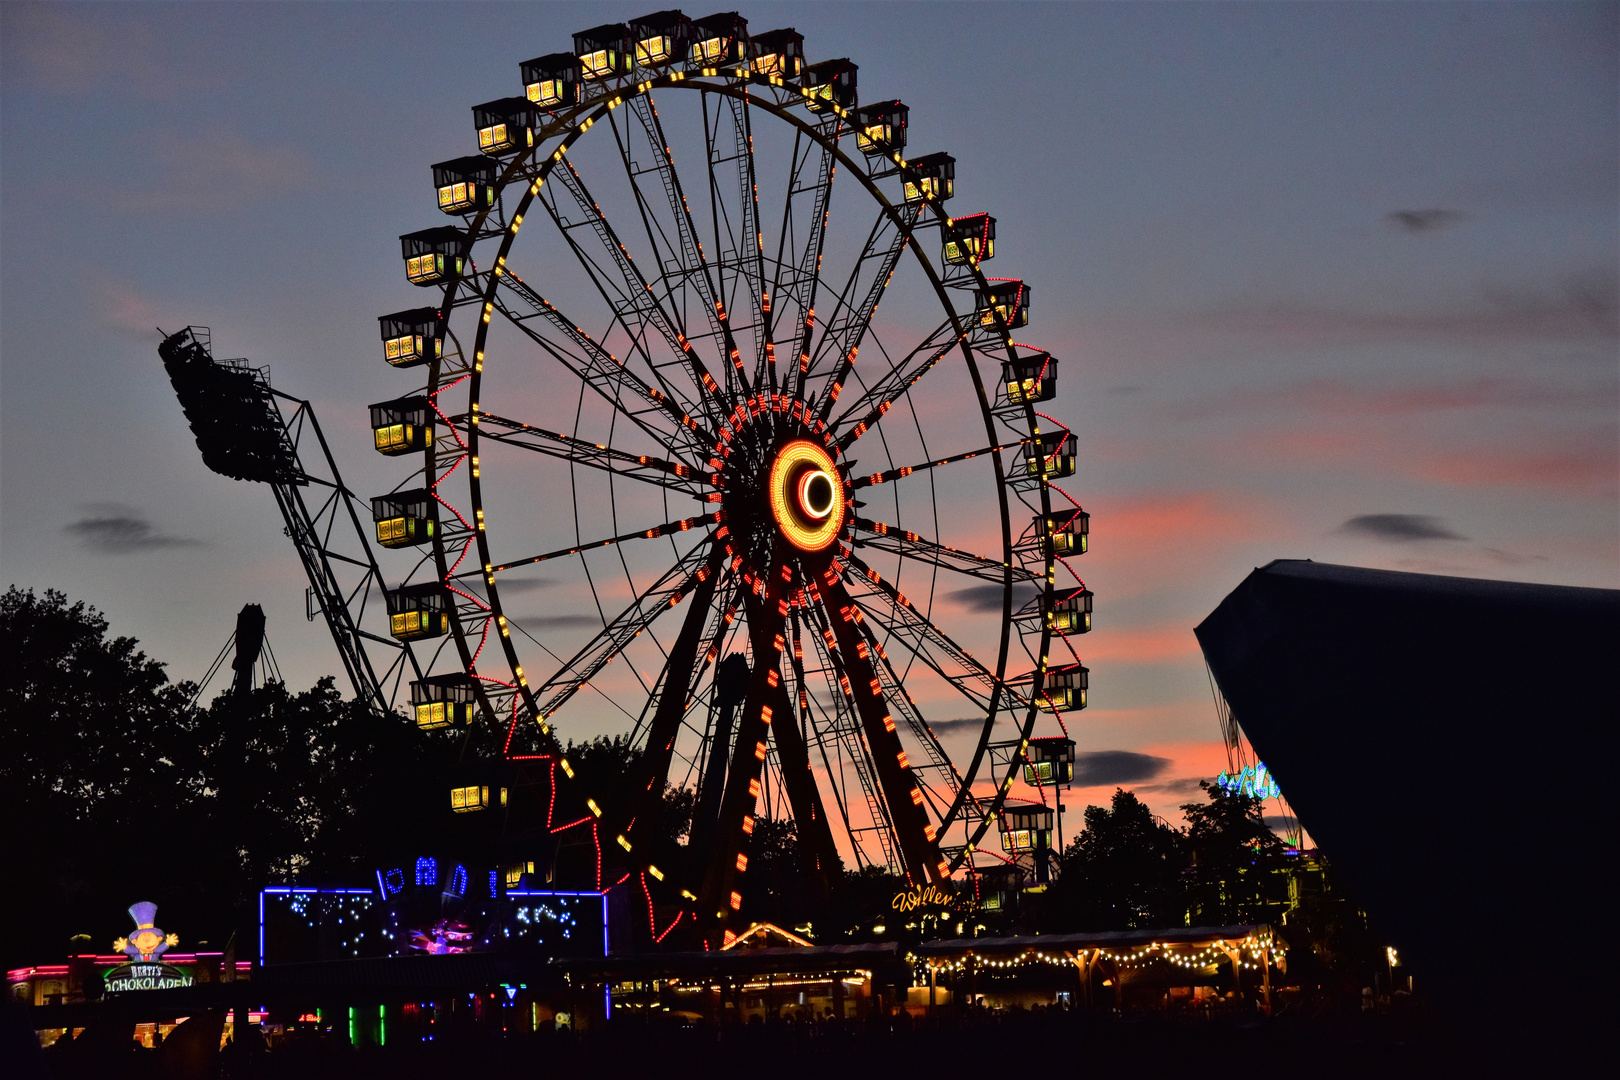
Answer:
[158,325,422,715]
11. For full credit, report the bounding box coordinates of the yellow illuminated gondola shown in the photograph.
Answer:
[522,52,579,107]
[1003,350,1056,405]
[575,23,632,79]
[750,28,804,77]
[854,100,908,156]
[411,673,477,730]
[976,279,1029,329]
[904,152,955,203]
[386,582,451,641]
[378,308,444,369]
[802,58,857,113]
[689,12,749,68]
[400,227,465,287]
[369,397,433,457]
[431,156,497,215]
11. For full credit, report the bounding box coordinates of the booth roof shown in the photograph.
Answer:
[559,942,901,980]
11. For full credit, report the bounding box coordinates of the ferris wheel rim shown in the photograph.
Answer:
[411,68,1062,886]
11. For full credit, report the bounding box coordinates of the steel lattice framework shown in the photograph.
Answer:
[372,16,1092,948]
[158,327,423,715]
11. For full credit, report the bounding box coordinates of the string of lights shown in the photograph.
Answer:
[912,932,1283,976]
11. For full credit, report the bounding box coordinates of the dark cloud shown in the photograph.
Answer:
[1482,547,1549,566]
[65,507,201,554]
[1482,268,1619,335]
[493,576,557,594]
[1106,385,1144,396]
[928,716,991,733]
[1336,514,1467,542]
[1073,750,1171,787]
[946,581,1041,613]
[1141,777,1207,797]
[1186,265,1618,343]
[509,613,600,630]
[1172,374,1608,421]
[1385,208,1469,233]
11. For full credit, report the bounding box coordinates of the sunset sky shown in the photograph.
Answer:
[3,1,1614,829]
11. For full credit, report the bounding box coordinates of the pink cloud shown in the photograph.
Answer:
[1419,443,1618,497]
[1077,623,1201,664]
[1104,494,1233,541]
[1185,273,1618,345]
[3,4,218,100]
[1175,376,1609,421]
[104,128,314,214]
[1221,421,1617,499]
[1090,492,1272,561]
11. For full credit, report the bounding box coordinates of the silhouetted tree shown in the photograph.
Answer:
[736,815,835,931]
[1180,780,1291,925]
[0,588,204,971]
[188,677,459,887]
[0,586,459,969]
[1043,788,1188,930]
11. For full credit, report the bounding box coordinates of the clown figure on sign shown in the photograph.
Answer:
[112,902,178,961]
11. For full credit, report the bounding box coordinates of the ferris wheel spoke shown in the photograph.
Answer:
[694,590,790,929]
[468,411,709,499]
[788,607,865,867]
[617,95,751,398]
[464,512,721,579]
[543,157,731,420]
[616,544,727,858]
[850,612,968,813]
[829,320,965,445]
[529,540,720,724]
[682,576,746,824]
[850,438,1031,490]
[800,600,900,872]
[816,578,947,885]
[766,654,842,890]
[491,271,714,457]
[701,92,767,387]
[840,552,1027,717]
[769,120,842,400]
[850,517,1037,586]
[807,202,925,423]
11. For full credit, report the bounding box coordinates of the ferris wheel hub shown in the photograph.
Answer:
[767,439,844,552]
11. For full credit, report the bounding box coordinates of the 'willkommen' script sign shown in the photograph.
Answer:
[891,884,958,913]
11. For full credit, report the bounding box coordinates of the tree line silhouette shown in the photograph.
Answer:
[1,586,1382,988]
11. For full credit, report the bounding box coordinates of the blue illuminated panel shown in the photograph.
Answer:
[504,890,609,958]
[259,888,381,964]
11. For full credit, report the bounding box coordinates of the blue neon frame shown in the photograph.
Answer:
[258,886,377,963]
[507,889,612,1016]
[504,890,610,958]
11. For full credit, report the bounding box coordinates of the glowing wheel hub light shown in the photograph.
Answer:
[769,440,844,551]
[799,469,835,519]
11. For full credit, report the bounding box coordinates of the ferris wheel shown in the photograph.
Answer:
[368,12,1091,946]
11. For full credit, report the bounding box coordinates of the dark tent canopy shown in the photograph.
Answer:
[1196,560,1617,1064]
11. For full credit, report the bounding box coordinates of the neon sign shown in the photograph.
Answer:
[105,902,193,993]
[891,884,958,913]
[1216,763,1280,800]
[104,963,193,993]
[112,902,177,961]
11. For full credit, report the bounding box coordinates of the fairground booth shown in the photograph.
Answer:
[9,902,257,1051]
